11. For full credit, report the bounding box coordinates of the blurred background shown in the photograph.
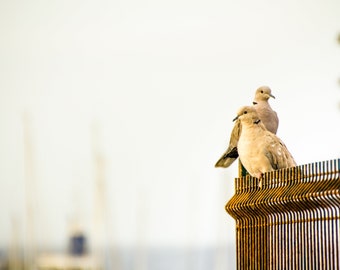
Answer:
[0,0,339,269]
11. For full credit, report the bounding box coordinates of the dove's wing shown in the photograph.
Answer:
[215,119,241,168]
[264,133,297,170]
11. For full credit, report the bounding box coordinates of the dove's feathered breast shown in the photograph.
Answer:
[254,101,278,134]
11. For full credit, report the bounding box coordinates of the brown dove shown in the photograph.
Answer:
[233,105,296,179]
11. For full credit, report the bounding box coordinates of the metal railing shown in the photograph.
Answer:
[225,159,340,269]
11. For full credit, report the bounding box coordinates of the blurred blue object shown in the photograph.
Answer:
[69,233,86,256]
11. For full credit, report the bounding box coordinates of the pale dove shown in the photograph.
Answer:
[234,105,296,179]
[215,86,278,168]
[252,86,278,134]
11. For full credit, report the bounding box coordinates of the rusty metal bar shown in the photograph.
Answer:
[225,159,340,269]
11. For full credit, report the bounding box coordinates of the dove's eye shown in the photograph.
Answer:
[260,90,264,93]
[244,111,247,114]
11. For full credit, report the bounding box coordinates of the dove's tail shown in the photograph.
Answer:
[215,147,238,168]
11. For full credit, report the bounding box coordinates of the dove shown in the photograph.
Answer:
[252,86,279,134]
[234,105,297,180]
[215,86,278,168]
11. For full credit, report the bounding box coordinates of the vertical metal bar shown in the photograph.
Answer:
[335,159,340,269]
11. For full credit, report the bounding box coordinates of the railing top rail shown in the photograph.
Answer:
[226,159,340,219]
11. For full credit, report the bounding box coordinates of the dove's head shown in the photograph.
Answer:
[233,106,260,124]
[254,86,275,102]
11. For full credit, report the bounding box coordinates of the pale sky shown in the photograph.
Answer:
[0,0,340,253]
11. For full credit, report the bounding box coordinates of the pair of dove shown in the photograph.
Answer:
[215,86,297,180]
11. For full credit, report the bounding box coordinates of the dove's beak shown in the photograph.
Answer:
[270,93,275,99]
[233,116,238,122]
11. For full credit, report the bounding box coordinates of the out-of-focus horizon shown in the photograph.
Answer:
[0,0,340,269]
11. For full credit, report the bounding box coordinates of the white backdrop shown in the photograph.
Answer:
[0,0,340,267]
